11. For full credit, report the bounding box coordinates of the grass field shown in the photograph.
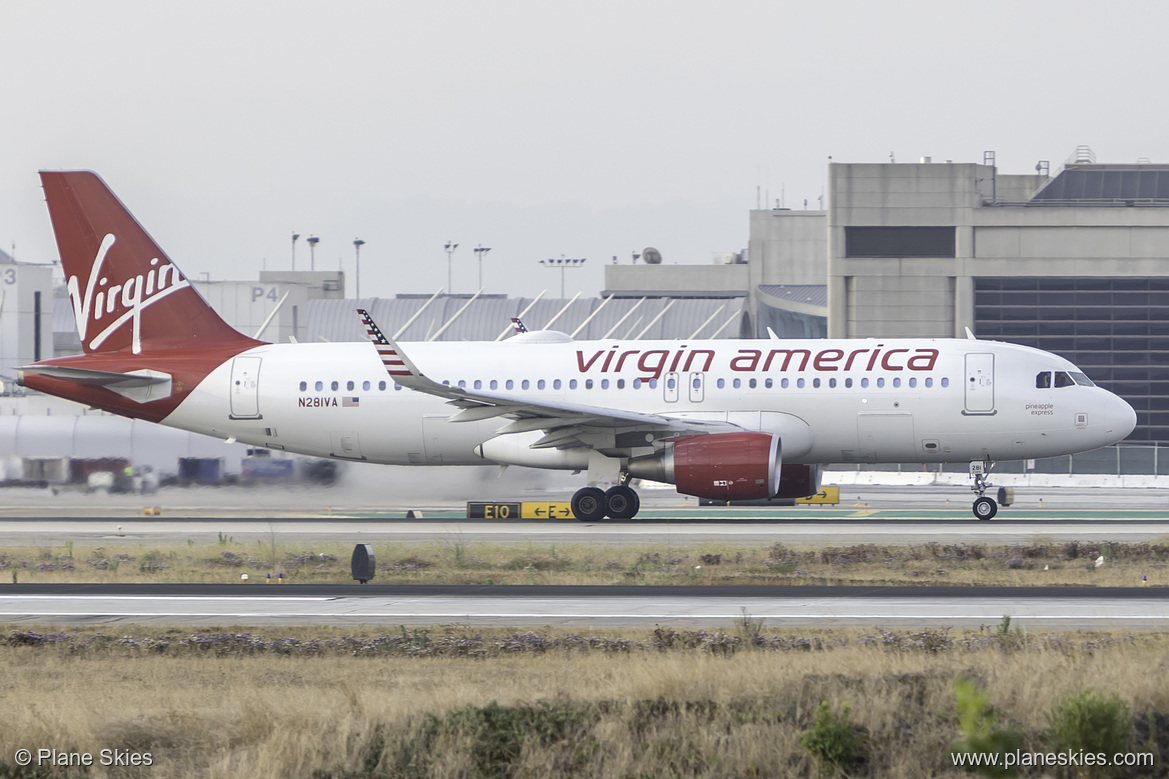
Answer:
[4,535,1168,776]
[0,623,1165,778]
[3,536,1169,588]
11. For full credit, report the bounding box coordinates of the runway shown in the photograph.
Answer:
[3,583,1168,628]
[3,514,1169,546]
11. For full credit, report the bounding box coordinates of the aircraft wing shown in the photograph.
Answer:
[357,309,740,449]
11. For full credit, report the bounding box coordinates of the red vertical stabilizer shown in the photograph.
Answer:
[40,170,261,355]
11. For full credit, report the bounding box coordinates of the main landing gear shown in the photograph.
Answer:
[969,457,997,520]
[571,479,641,521]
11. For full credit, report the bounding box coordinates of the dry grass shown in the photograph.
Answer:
[4,537,1169,588]
[1,625,1167,777]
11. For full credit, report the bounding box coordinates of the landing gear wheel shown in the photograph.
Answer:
[571,487,607,521]
[604,485,640,520]
[972,496,998,520]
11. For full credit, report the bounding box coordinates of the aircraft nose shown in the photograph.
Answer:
[1104,395,1138,443]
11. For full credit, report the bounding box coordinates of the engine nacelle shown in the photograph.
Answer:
[629,431,781,501]
[774,463,823,499]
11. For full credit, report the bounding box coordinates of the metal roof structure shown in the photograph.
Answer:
[1030,164,1169,206]
[308,295,749,344]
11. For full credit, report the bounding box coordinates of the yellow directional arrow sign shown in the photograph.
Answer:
[795,486,840,505]
[467,501,574,519]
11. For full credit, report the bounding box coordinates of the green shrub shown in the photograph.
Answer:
[952,677,1023,776]
[799,700,864,775]
[1046,689,1131,775]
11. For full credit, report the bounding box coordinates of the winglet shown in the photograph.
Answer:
[511,317,528,334]
[358,308,422,379]
[965,327,977,340]
[357,308,456,398]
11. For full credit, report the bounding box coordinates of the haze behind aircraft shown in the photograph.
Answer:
[18,172,1138,519]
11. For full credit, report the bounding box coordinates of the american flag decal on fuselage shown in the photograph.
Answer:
[357,308,412,377]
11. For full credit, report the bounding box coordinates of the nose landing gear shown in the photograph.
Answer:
[969,457,998,520]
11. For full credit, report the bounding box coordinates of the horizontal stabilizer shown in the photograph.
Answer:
[18,365,172,403]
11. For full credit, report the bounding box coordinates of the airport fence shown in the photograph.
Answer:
[844,444,1169,477]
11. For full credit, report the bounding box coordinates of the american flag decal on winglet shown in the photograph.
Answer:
[357,308,413,377]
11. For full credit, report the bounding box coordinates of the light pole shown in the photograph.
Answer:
[473,244,491,290]
[353,239,365,299]
[307,235,319,271]
[291,232,300,270]
[539,257,586,298]
[444,241,458,293]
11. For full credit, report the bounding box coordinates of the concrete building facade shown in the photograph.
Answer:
[825,153,1169,442]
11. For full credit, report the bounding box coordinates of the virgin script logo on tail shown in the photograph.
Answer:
[66,233,191,354]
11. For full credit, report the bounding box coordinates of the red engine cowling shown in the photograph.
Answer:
[669,431,781,501]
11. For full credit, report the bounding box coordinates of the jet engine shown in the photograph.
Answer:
[627,431,796,501]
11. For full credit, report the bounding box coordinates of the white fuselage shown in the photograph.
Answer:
[161,336,1135,470]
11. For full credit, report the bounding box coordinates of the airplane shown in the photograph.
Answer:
[17,171,1138,520]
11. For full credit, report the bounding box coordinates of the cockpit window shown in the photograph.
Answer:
[1038,370,1095,389]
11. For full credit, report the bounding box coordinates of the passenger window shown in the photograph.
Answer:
[554,379,562,390]
[845,378,853,388]
[877,378,885,388]
[797,378,805,389]
[585,379,594,389]
[765,378,773,389]
[893,378,901,388]
[458,380,466,388]
[941,377,949,388]
[538,379,546,390]
[860,378,868,388]
[749,378,757,389]
[506,380,514,390]
[569,379,578,389]
[908,377,917,388]
[617,379,625,389]
[378,381,386,391]
[828,378,836,388]
[490,380,498,390]
[346,381,355,391]
[474,379,482,389]
[363,380,371,391]
[602,379,610,389]
[781,378,789,389]
[521,379,529,390]
[394,383,402,391]
[315,381,323,391]
[813,378,821,388]
[649,379,658,389]
[299,381,307,392]
[733,378,741,389]
[1036,372,1052,389]
[331,381,339,391]
[633,379,641,389]
[924,377,932,388]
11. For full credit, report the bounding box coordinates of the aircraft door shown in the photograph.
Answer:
[964,353,995,414]
[229,356,262,419]
[329,431,364,460]
[664,372,679,403]
[688,372,705,403]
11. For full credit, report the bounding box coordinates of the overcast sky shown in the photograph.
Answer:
[3,0,1168,300]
